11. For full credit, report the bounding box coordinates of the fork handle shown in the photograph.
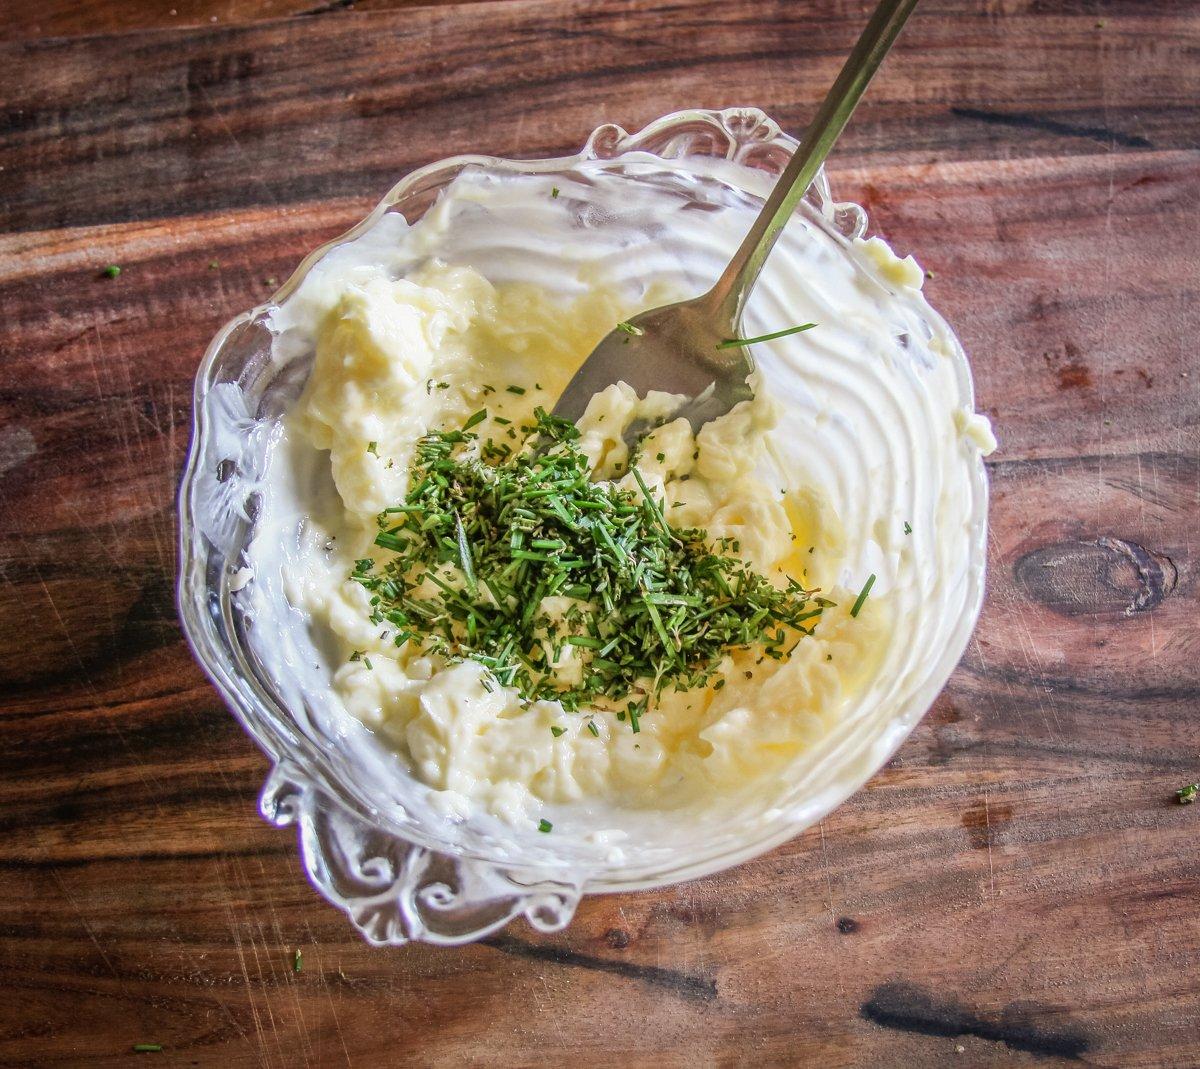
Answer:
[708,0,920,326]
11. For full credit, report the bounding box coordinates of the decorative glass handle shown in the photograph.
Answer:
[261,763,581,946]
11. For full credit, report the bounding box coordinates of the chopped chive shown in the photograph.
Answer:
[537,819,553,833]
[616,321,644,336]
[132,1045,163,1054]
[903,521,912,535]
[850,573,877,618]
[567,635,604,649]
[1178,783,1198,804]
[348,409,825,714]
[293,949,302,973]
[367,441,379,456]
[716,323,817,349]
[506,384,526,395]
[550,725,566,738]
[587,720,599,737]
[374,531,406,552]
[102,264,121,279]
[463,409,488,431]
[551,186,560,198]
[455,513,477,594]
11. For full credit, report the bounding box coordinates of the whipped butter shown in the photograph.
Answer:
[243,161,994,858]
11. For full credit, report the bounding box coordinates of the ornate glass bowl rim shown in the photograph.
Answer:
[177,107,989,904]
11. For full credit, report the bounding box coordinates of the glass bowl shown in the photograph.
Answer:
[177,107,990,946]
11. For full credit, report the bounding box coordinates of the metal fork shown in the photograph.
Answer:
[551,0,919,436]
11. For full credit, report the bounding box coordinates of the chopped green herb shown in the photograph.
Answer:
[293,948,302,973]
[349,409,824,718]
[616,321,644,336]
[363,656,373,670]
[102,264,121,279]
[436,381,450,390]
[717,323,816,349]
[538,818,553,833]
[903,521,912,535]
[551,186,560,199]
[208,259,219,270]
[463,409,488,431]
[550,725,566,738]
[850,574,877,618]
[506,384,526,395]
[132,1045,163,1054]
[1178,783,1199,805]
[367,441,379,456]
[587,720,600,737]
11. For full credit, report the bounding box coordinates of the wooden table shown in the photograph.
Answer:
[2,1,1198,1065]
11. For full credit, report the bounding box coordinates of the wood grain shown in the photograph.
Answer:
[1,0,1198,1066]
[3,0,1199,233]
[0,0,498,45]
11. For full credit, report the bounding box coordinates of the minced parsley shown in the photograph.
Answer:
[351,409,826,720]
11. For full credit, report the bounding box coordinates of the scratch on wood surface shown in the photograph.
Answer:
[194,81,282,210]
[983,789,996,905]
[979,932,1038,987]
[817,819,836,922]
[311,943,353,1069]
[50,869,127,992]
[247,915,289,1067]
[221,864,273,1068]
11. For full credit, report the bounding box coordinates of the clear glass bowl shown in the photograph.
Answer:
[177,108,989,946]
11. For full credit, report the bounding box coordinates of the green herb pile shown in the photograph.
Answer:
[351,407,826,722]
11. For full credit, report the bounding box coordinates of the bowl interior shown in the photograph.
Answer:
[178,108,988,891]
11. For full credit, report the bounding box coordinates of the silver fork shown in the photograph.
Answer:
[551,0,919,437]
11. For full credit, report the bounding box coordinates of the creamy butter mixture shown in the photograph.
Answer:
[247,164,994,843]
[264,259,881,825]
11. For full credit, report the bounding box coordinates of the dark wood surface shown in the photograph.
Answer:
[1,1,1198,1066]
